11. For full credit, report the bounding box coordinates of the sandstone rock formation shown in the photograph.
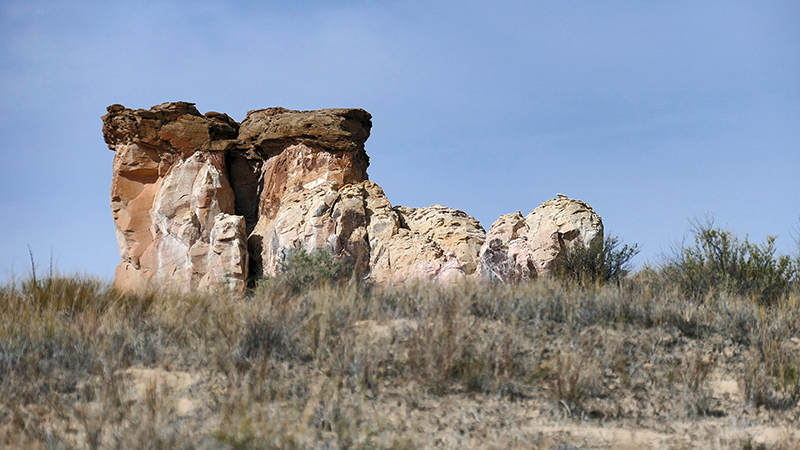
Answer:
[105,102,248,292]
[367,201,483,285]
[474,212,536,283]
[394,205,486,275]
[105,102,604,291]
[475,196,604,283]
[238,108,372,278]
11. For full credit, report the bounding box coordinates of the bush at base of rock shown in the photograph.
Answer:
[262,246,352,294]
[553,235,639,286]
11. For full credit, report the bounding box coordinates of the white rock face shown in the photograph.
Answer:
[475,197,603,283]
[475,212,536,283]
[526,196,604,276]
[149,152,247,292]
[363,194,480,285]
[395,205,485,275]
[200,214,248,291]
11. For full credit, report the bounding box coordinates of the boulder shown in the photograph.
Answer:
[526,196,604,276]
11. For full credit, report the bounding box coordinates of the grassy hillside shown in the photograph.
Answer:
[1,225,799,449]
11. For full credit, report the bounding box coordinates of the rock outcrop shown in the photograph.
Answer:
[475,196,604,283]
[238,108,372,278]
[394,205,486,275]
[104,102,604,291]
[474,212,536,283]
[105,102,247,292]
[367,201,483,285]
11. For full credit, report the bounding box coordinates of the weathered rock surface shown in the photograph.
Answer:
[527,196,604,275]
[394,205,485,275]
[105,102,605,291]
[475,196,604,283]
[474,212,536,283]
[249,179,474,285]
[359,186,483,284]
[105,102,247,292]
[250,182,371,278]
[233,107,372,278]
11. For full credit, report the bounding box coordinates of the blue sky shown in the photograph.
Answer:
[1,0,798,279]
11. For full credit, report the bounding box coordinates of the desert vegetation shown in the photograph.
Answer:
[1,223,800,449]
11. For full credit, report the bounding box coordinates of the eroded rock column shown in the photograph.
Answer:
[104,102,248,292]
[237,107,373,278]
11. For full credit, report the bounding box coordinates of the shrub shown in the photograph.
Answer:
[266,246,352,293]
[665,221,797,305]
[554,235,639,286]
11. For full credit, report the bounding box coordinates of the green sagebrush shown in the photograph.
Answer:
[665,221,797,305]
[554,235,640,286]
[263,246,353,293]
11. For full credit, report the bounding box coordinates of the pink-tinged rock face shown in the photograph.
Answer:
[104,103,247,293]
[256,143,368,222]
[234,107,372,278]
[475,212,536,283]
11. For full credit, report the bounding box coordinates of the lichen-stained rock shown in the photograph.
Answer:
[394,204,485,275]
[475,212,536,283]
[475,197,603,283]
[104,102,247,292]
